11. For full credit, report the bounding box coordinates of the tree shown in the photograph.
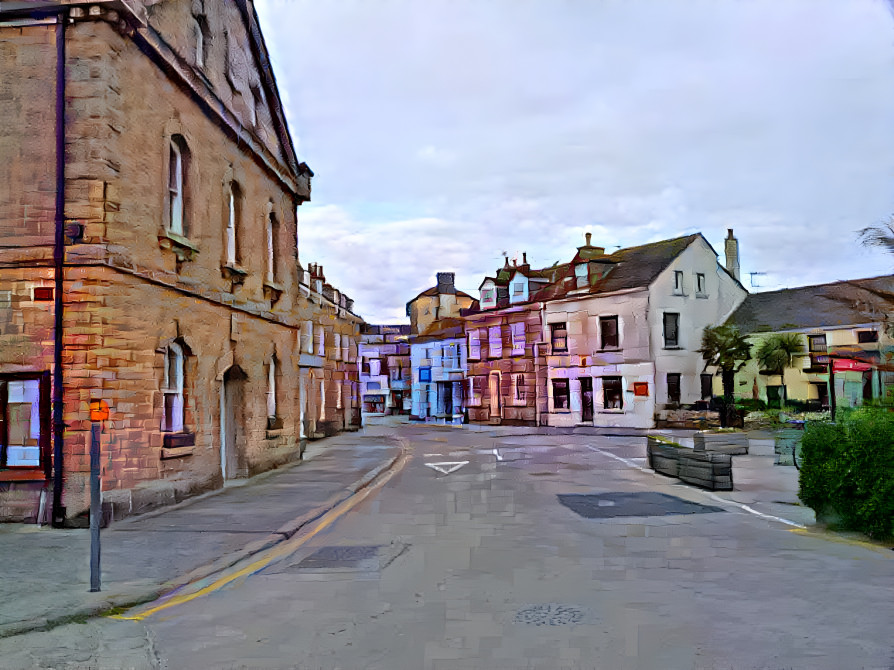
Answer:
[697,325,753,427]
[755,334,805,409]
[857,218,894,261]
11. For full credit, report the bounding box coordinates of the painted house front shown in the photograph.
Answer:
[409,318,468,422]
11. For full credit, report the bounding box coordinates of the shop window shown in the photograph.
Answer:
[857,330,878,343]
[0,376,47,469]
[552,379,570,410]
[602,376,623,409]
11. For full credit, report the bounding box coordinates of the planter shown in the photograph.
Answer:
[678,450,733,491]
[647,436,682,478]
[693,431,749,455]
[647,435,734,490]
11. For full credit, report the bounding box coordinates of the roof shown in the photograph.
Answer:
[532,234,701,302]
[410,317,467,344]
[408,285,475,303]
[726,275,894,333]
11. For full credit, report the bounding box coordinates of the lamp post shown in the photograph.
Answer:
[88,400,109,592]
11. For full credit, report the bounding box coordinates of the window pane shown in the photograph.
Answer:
[552,379,570,409]
[5,380,41,466]
[603,377,623,409]
[601,316,618,348]
[667,373,681,403]
[663,313,679,347]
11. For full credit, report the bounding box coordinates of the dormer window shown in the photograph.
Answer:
[482,289,494,302]
[575,263,588,288]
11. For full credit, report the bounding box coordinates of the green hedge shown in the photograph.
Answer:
[798,408,894,539]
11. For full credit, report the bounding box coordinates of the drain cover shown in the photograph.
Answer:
[558,492,725,519]
[266,544,408,574]
[514,604,584,626]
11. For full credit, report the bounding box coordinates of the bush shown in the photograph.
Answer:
[798,407,894,539]
[735,398,767,412]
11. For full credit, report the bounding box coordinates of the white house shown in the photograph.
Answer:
[542,231,748,428]
[409,318,468,422]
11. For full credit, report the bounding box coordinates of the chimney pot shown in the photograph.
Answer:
[585,232,592,246]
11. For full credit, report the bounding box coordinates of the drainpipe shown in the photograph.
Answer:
[534,302,546,426]
[51,14,67,527]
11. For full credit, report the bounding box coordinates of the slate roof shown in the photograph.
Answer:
[408,285,475,302]
[726,275,894,333]
[532,234,702,302]
[411,317,467,344]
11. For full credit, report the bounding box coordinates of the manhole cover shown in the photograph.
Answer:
[267,544,408,574]
[514,604,584,626]
[557,492,725,519]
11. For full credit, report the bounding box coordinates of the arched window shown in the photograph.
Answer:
[266,356,277,420]
[168,136,187,235]
[162,342,184,432]
[226,182,240,266]
[266,210,277,283]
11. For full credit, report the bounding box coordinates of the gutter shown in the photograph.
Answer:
[51,12,66,526]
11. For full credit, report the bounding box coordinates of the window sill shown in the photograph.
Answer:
[671,290,686,297]
[221,264,248,284]
[599,409,625,414]
[163,432,195,449]
[695,293,709,299]
[265,429,283,440]
[0,469,47,482]
[158,231,199,262]
[663,346,683,350]
[597,347,621,352]
[552,409,572,414]
[161,446,194,460]
[264,280,284,304]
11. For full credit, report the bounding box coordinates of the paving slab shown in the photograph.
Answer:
[0,433,402,638]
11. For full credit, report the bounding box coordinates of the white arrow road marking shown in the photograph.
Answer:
[493,449,503,461]
[425,461,469,475]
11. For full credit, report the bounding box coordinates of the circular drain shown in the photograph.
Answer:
[514,604,584,626]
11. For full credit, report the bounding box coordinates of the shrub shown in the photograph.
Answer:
[798,407,894,539]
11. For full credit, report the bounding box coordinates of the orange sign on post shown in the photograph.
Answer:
[89,400,110,422]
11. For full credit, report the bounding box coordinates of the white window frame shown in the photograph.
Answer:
[162,342,184,432]
[488,325,502,359]
[267,357,277,419]
[168,140,184,235]
[510,321,525,355]
[226,183,237,266]
[468,329,481,360]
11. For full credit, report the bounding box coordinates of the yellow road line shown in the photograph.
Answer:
[111,451,410,621]
[788,527,894,554]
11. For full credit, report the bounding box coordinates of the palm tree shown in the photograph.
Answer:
[755,333,805,409]
[857,218,894,260]
[697,325,753,427]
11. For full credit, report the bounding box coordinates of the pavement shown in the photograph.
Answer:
[0,429,405,639]
[0,420,812,642]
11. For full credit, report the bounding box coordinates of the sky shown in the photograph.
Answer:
[255,0,894,324]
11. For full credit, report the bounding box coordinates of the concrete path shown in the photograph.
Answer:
[0,430,403,638]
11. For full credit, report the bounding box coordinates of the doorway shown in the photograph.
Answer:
[580,377,594,422]
[488,372,501,418]
[220,366,246,480]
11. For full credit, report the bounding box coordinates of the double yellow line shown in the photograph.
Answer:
[112,450,411,621]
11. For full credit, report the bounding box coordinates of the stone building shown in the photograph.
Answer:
[359,324,411,417]
[0,0,359,523]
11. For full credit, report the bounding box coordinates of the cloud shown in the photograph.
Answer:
[257,0,894,321]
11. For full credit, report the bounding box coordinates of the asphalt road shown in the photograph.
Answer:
[2,425,892,670]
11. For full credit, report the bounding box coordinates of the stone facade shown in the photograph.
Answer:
[0,2,360,523]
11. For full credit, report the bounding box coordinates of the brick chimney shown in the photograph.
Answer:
[724,229,740,281]
[436,272,456,294]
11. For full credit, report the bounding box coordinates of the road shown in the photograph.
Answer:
[2,425,892,670]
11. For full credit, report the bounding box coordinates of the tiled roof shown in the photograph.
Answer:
[532,234,701,302]
[726,275,894,333]
[411,317,467,343]
[409,286,475,302]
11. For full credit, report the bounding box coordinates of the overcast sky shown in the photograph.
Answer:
[255,0,894,324]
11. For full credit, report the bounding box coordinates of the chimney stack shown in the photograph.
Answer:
[436,272,455,294]
[724,229,740,281]
[522,252,527,264]
[585,232,592,246]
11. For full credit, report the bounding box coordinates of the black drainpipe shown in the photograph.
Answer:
[51,13,67,527]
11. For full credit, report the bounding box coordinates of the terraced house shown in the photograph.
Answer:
[459,231,747,428]
[0,0,360,524]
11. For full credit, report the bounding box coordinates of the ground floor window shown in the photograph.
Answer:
[363,395,385,413]
[552,379,570,410]
[468,376,485,406]
[0,374,49,470]
[602,376,623,410]
[700,373,714,400]
[667,373,681,404]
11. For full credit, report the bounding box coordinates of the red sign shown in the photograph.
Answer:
[633,382,649,397]
[89,400,110,422]
[833,359,872,372]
